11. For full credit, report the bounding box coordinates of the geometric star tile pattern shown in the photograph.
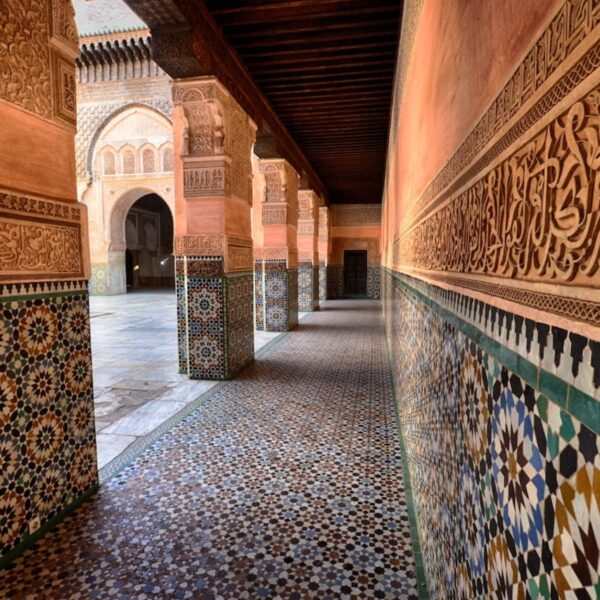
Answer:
[0,300,419,599]
[384,272,600,600]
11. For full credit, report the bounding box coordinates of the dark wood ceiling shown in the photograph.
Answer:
[203,0,402,204]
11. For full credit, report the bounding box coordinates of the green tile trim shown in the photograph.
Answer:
[539,370,568,409]
[569,386,600,436]
[0,483,99,570]
[383,331,431,600]
[385,268,600,435]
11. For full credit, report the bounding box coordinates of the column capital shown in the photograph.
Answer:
[173,76,257,205]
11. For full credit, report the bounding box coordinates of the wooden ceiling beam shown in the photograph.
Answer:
[223,17,398,39]
[209,3,399,26]
[251,60,396,77]
[264,80,393,94]
[244,40,397,60]
[230,24,399,49]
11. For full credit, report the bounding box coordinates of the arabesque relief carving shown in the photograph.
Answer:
[407,0,600,226]
[174,81,254,204]
[174,234,224,256]
[400,87,600,286]
[264,166,282,203]
[183,164,230,197]
[0,193,83,281]
[0,0,52,119]
[331,205,381,227]
[50,0,79,54]
[262,205,287,225]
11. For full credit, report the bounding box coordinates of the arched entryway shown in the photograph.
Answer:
[124,194,174,291]
[106,187,175,294]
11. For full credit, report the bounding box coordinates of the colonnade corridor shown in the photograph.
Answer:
[0,300,420,599]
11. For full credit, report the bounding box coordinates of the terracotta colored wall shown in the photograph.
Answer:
[388,0,561,226]
[382,1,600,597]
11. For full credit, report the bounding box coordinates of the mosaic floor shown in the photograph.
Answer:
[90,291,297,468]
[0,300,419,599]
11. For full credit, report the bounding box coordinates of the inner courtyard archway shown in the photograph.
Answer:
[124,194,174,291]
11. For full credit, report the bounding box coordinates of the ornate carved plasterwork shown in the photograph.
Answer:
[227,245,253,272]
[77,100,173,179]
[0,0,52,119]
[49,0,79,58]
[0,192,84,282]
[174,234,224,256]
[173,79,255,204]
[298,190,316,221]
[262,205,288,225]
[331,204,382,227]
[399,87,600,287]
[405,0,600,228]
[51,50,76,126]
[258,159,298,225]
[405,31,600,235]
[319,206,330,241]
[298,222,314,235]
[183,161,230,197]
[263,165,283,203]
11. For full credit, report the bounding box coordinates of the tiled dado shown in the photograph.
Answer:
[298,260,319,311]
[327,265,344,299]
[319,262,327,303]
[0,281,98,565]
[383,270,600,599]
[176,256,254,380]
[89,264,108,296]
[367,265,381,300]
[326,265,381,300]
[255,260,298,332]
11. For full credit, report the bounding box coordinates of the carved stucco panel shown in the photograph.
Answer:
[400,87,600,287]
[0,0,52,119]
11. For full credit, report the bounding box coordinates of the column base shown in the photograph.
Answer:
[254,260,265,331]
[298,260,319,311]
[0,280,98,560]
[260,259,298,332]
[327,265,344,299]
[319,262,327,304]
[177,257,254,380]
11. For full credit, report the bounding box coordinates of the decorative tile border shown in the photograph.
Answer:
[383,269,600,598]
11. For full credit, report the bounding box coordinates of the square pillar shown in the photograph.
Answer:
[318,206,330,303]
[297,189,320,311]
[253,159,299,332]
[173,78,256,380]
[0,1,98,564]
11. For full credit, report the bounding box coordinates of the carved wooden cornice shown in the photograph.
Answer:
[77,36,163,82]
[123,0,327,201]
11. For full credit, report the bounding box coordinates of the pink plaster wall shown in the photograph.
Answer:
[387,0,561,227]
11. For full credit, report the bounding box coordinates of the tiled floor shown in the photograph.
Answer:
[0,300,419,599]
[90,291,297,469]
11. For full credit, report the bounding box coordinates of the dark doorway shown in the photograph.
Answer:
[344,250,368,296]
[125,193,174,291]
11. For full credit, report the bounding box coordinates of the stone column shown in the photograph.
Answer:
[297,189,320,311]
[254,159,299,332]
[318,206,330,303]
[172,78,256,380]
[0,0,98,564]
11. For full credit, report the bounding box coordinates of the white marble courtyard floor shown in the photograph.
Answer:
[90,290,305,469]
